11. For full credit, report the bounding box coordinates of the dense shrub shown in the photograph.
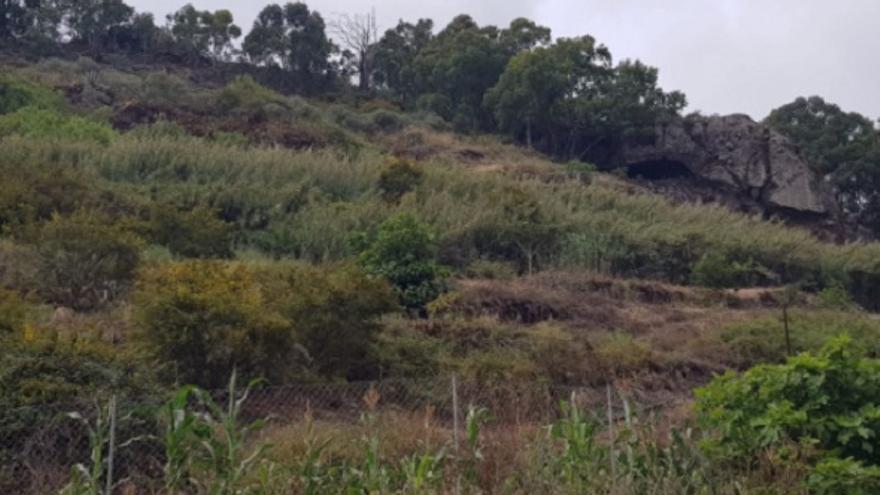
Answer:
[0,74,62,115]
[26,211,143,310]
[0,326,158,469]
[134,261,298,389]
[809,458,880,495]
[697,337,880,478]
[557,230,631,274]
[135,260,397,385]
[690,250,770,288]
[0,289,29,334]
[816,284,857,310]
[145,204,235,258]
[0,167,104,230]
[0,328,155,408]
[471,188,568,274]
[260,263,399,379]
[357,214,448,312]
[718,311,880,367]
[215,75,289,119]
[0,107,116,144]
[593,332,657,375]
[376,316,591,383]
[377,157,424,202]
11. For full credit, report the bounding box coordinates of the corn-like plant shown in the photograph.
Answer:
[296,410,340,495]
[58,404,110,495]
[399,450,446,494]
[158,385,209,492]
[188,371,274,495]
[549,400,607,490]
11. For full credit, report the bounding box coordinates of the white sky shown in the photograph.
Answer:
[129,0,880,121]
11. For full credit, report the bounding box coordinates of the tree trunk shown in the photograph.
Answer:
[358,51,369,91]
[525,118,532,149]
[783,305,792,357]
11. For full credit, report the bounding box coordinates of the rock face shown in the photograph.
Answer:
[618,114,835,217]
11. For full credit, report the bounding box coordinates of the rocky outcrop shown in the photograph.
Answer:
[618,114,836,217]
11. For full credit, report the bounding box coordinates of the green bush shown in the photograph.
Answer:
[0,74,63,115]
[593,332,656,375]
[0,166,107,230]
[215,75,289,119]
[557,230,632,275]
[816,284,857,310]
[357,214,448,312]
[260,263,399,379]
[134,261,298,389]
[809,458,880,495]
[470,188,568,275]
[26,211,143,310]
[691,250,769,288]
[0,107,116,144]
[0,289,30,334]
[697,337,880,469]
[718,311,880,367]
[135,260,397,386]
[0,326,158,468]
[377,157,424,202]
[146,204,235,259]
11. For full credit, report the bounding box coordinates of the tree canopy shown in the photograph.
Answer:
[766,96,880,233]
[242,2,335,92]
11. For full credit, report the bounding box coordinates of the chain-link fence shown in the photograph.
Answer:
[1,377,689,494]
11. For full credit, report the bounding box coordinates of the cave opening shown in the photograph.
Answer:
[625,159,694,180]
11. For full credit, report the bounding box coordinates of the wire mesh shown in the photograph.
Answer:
[0,376,688,494]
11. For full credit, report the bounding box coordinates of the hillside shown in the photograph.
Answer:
[1,52,880,492]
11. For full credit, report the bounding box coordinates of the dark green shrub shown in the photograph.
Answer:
[377,157,424,202]
[260,263,399,379]
[697,336,880,468]
[0,75,63,115]
[134,261,298,389]
[691,250,769,288]
[215,75,289,119]
[371,110,404,133]
[809,458,880,495]
[816,284,857,310]
[470,188,567,275]
[0,327,158,469]
[0,289,29,334]
[416,93,453,121]
[0,107,116,144]
[27,211,143,310]
[146,204,235,258]
[0,168,99,230]
[719,311,880,368]
[357,214,448,312]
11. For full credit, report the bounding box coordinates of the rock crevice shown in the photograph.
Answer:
[617,114,835,217]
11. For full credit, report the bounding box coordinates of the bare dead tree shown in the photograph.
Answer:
[329,8,378,92]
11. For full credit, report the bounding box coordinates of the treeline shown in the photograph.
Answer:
[4,1,879,233]
[765,97,880,234]
[0,1,684,162]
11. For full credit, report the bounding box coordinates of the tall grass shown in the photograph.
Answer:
[3,132,880,295]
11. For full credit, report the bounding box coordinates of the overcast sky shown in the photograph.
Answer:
[129,0,880,121]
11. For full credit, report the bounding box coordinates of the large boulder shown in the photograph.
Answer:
[618,114,835,216]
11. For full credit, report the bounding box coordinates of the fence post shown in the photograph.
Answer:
[106,394,117,495]
[451,374,460,453]
[606,383,616,480]
[451,374,461,495]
